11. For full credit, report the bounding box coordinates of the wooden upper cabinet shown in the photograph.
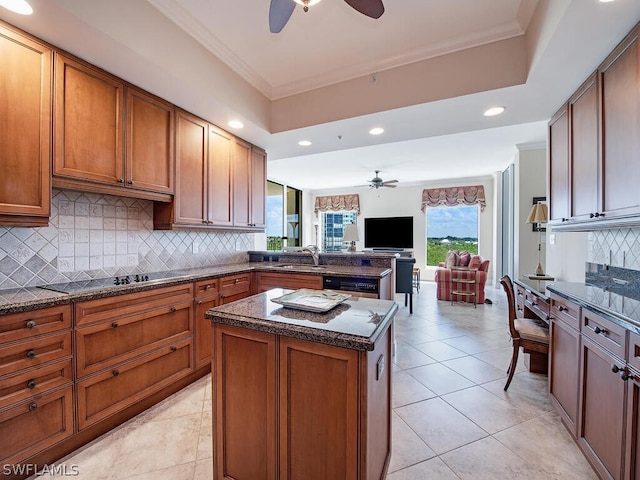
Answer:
[208,125,233,226]
[570,73,600,221]
[54,53,124,185]
[126,87,174,195]
[548,104,570,223]
[233,137,252,227]
[0,25,52,226]
[53,53,174,201]
[173,110,208,226]
[251,147,267,229]
[599,26,640,219]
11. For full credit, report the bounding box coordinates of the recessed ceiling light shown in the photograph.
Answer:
[483,106,506,117]
[0,0,33,14]
[369,127,384,135]
[227,120,244,129]
[294,0,322,6]
[298,140,312,147]
[598,0,615,3]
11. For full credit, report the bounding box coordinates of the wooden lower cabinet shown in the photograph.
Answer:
[194,278,220,368]
[219,273,252,304]
[549,317,580,436]
[77,338,193,430]
[213,322,393,480]
[0,386,74,466]
[625,370,640,480]
[579,336,627,480]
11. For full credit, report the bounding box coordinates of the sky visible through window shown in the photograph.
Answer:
[266,195,283,237]
[427,206,478,239]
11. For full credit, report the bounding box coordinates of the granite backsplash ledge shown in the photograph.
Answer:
[0,189,254,291]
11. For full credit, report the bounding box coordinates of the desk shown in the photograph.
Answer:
[514,278,551,374]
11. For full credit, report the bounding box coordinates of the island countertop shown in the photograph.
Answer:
[205,288,398,351]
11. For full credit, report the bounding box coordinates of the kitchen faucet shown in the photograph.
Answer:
[302,245,320,266]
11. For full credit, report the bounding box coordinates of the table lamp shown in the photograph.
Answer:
[343,224,359,252]
[526,202,548,276]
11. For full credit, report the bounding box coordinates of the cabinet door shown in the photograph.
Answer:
[549,318,580,437]
[174,110,208,226]
[213,324,277,480]
[0,26,51,226]
[578,337,626,480]
[195,293,218,369]
[232,137,252,227]
[126,87,174,195]
[208,125,233,226]
[600,27,640,219]
[548,104,570,223]
[54,53,124,185]
[251,146,267,228]
[570,73,601,221]
[625,370,640,480]
[279,337,359,480]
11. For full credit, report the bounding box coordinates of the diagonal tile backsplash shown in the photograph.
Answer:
[589,228,640,270]
[0,189,254,290]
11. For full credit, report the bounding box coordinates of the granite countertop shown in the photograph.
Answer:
[546,281,640,335]
[0,262,392,315]
[205,288,398,351]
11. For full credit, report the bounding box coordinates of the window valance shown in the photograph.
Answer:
[421,185,486,212]
[314,194,360,215]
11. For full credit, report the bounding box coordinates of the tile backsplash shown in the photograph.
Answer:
[0,189,253,290]
[589,228,640,270]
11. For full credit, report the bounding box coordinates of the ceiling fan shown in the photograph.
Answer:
[269,0,385,33]
[368,170,398,189]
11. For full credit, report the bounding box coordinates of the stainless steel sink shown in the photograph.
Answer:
[272,264,326,269]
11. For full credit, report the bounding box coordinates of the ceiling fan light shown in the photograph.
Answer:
[293,0,322,7]
[0,0,33,14]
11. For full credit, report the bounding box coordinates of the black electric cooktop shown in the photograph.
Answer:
[38,271,183,294]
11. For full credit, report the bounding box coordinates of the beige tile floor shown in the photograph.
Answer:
[38,282,598,480]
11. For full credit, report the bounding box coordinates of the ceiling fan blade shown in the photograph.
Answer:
[383,183,397,188]
[269,0,296,33]
[382,179,398,184]
[343,0,384,19]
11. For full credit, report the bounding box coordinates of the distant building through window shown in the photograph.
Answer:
[426,206,479,266]
[321,211,357,252]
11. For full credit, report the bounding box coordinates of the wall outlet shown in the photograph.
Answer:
[192,242,199,254]
[549,234,556,245]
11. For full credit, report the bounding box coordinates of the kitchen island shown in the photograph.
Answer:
[205,288,397,480]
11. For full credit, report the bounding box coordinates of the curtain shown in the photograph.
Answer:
[314,194,360,215]
[421,185,486,212]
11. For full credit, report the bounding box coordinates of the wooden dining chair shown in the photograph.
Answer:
[500,275,550,391]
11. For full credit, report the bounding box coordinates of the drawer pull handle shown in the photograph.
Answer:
[594,326,608,335]
[531,301,537,306]
[234,278,240,284]
[170,346,177,352]
[611,364,621,373]
[111,322,119,328]
[27,380,36,389]
[117,178,124,184]
[26,320,36,329]
[558,306,567,312]
[28,403,38,412]
[112,369,120,377]
[196,300,202,305]
[26,350,36,359]
[621,370,634,381]
[170,306,177,312]
[205,285,212,290]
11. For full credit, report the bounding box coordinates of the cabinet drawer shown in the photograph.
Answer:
[0,359,72,409]
[77,339,193,430]
[0,331,72,378]
[195,278,219,296]
[256,272,323,292]
[549,293,580,330]
[515,285,526,316]
[75,283,194,327]
[219,273,251,304]
[525,292,550,321]
[582,309,627,360]
[628,332,640,373]
[0,305,71,344]
[0,386,74,465]
[76,299,193,378]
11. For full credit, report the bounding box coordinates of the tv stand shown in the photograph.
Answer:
[371,248,413,258]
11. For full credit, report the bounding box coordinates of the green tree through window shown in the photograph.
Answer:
[426,206,478,266]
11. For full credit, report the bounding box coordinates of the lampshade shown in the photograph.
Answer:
[343,224,359,242]
[526,203,548,224]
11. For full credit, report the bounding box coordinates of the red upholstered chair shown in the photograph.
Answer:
[434,253,489,304]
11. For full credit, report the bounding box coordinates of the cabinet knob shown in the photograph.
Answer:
[117,178,124,184]
[594,326,607,335]
[196,299,202,305]
[112,369,120,377]
[111,322,119,328]
[205,284,212,290]
[26,349,36,359]
[128,179,134,185]
[620,370,634,381]
[611,364,621,373]
[170,346,177,352]
[170,306,177,312]
[26,320,36,329]
[558,306,567,312]
[28,403,38,412]
[27,380,36,389]
[590,213,595,219]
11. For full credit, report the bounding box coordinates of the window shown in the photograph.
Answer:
[321,211,357,252]
[426,205,478,266]
[266,181,302,251]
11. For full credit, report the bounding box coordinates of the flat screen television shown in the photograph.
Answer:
[364,216,414,249]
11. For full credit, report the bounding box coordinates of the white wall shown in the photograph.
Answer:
[305,176,496,283]
[514,147,547,278]
[545,230,589,281]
